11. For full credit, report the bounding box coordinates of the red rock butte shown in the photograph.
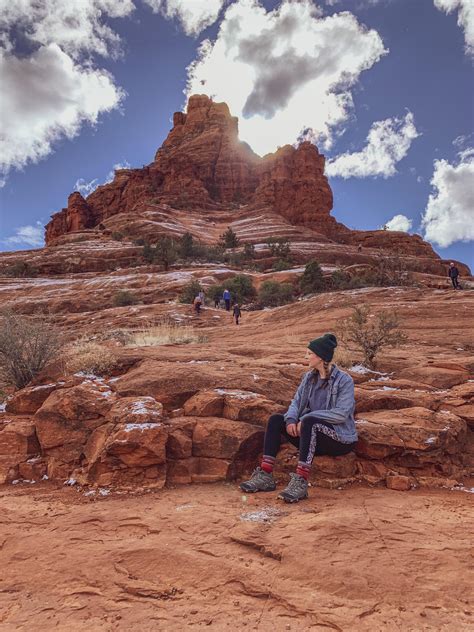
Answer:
[42,94,468,277]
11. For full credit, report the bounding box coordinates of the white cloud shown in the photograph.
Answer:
[143,0,225,36]
[74,160,131,196]
[326,112,419,178]
[4,222,45,248]
[74,178,100,196]
[0,0,135,59]
[384,214,413,232]
[185,0,387,155]
[434,0,474,56]
[421,149,474,247]
[0,44,125,177]
[0,1,133,182]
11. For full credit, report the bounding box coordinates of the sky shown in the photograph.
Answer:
[0,0,473,269]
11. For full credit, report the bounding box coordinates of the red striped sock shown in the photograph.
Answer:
[261,455,275,474]
[296,462,311,480]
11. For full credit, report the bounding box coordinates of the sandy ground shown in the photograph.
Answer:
[1,482,473,631]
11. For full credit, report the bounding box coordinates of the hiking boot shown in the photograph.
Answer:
[240,467,276,493]
[277,473,308,503]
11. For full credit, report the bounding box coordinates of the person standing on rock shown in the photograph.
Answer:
[223,288,231,311]
[240,333,358,503]
[193,294,202,315]
[233,303,242,325]
[448,262,460,289]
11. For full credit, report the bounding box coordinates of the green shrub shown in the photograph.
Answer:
[243,243,256,260]
[207,285,224,303]
[179,232,195,259]
[266,238,291,260]
[272,259,292,272]
[258,281,294,307]
[143,236,178,270]
[179,280,203,304]
[5,261,38,278]
[112,290,138,307]
[111,231,124,241]
[300,260,325,294]
[219,227,240,249]
[227,275,257,304]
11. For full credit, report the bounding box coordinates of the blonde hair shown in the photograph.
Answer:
[312,360,333,384]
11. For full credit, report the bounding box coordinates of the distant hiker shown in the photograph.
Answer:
[214,294,220,308]
[193,294,202,315]
[448,262,460,289]
[233,303,242,325]
[357,244,362,253]
[240,334,357,503]
[223,288,231,311]
[198,290,205,304]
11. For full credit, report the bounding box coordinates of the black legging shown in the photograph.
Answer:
[263,414,356,465]
[451,276,460,289]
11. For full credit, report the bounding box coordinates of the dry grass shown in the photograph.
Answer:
[64,339,119,376]
[333,345,354,369]
[124,318,209,347]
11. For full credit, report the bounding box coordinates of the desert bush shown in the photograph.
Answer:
[300,260,325,294]
[64,339,119,376]
[339,304,407,369]
[143,236,178,270]
[243,243,256,260]
[126,318,208,346]
[373,252,415,286]
[272,259,292,272]
[179,280,203,304]
[227,274,257,304]
[112,290,138,307]
[0,310,62,389]
[266,238,291,260]
[258,281,294,307]
[111,231,124,241]
[219,227,240,249]
[207,284,224,303]
[5,261,38,278]
[333,344,354,369]
[179,232,195,259]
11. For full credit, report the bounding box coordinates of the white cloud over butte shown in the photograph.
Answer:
[186,0,387,156]
[385,214,413,232]
[4,222,45,248]
[434,0,474,57]
[421,149,474,247]
[326,112,419,178]
[143,0,226,36]
[0,0,133,179]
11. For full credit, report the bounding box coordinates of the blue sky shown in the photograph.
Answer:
[0,0,473,269]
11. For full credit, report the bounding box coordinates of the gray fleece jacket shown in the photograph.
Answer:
[283,365,358,443]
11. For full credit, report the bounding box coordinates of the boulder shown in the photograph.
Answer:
[6,383,61,414]
[80,420,168,488]
[0,419,40,483]
[34,382,117,466]
[355,407,467,461]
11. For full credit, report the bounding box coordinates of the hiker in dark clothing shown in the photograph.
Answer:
[214,294,220,308]
[448,262,460,289]
[233,303,241,325]
[193,295,202,314]
[223,288,231,311]
[240,333,357,503]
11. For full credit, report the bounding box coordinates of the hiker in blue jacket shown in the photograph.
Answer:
[223,288,231,311]
[240,333,358,503]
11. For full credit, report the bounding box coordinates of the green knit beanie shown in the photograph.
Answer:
[307,333,338,362]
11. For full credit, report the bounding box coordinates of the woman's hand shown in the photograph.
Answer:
[287,423,298,437]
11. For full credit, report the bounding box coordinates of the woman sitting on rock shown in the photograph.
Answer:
[240,333,358,503]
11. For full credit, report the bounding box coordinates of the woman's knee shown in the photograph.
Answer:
[267,413,285,431]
